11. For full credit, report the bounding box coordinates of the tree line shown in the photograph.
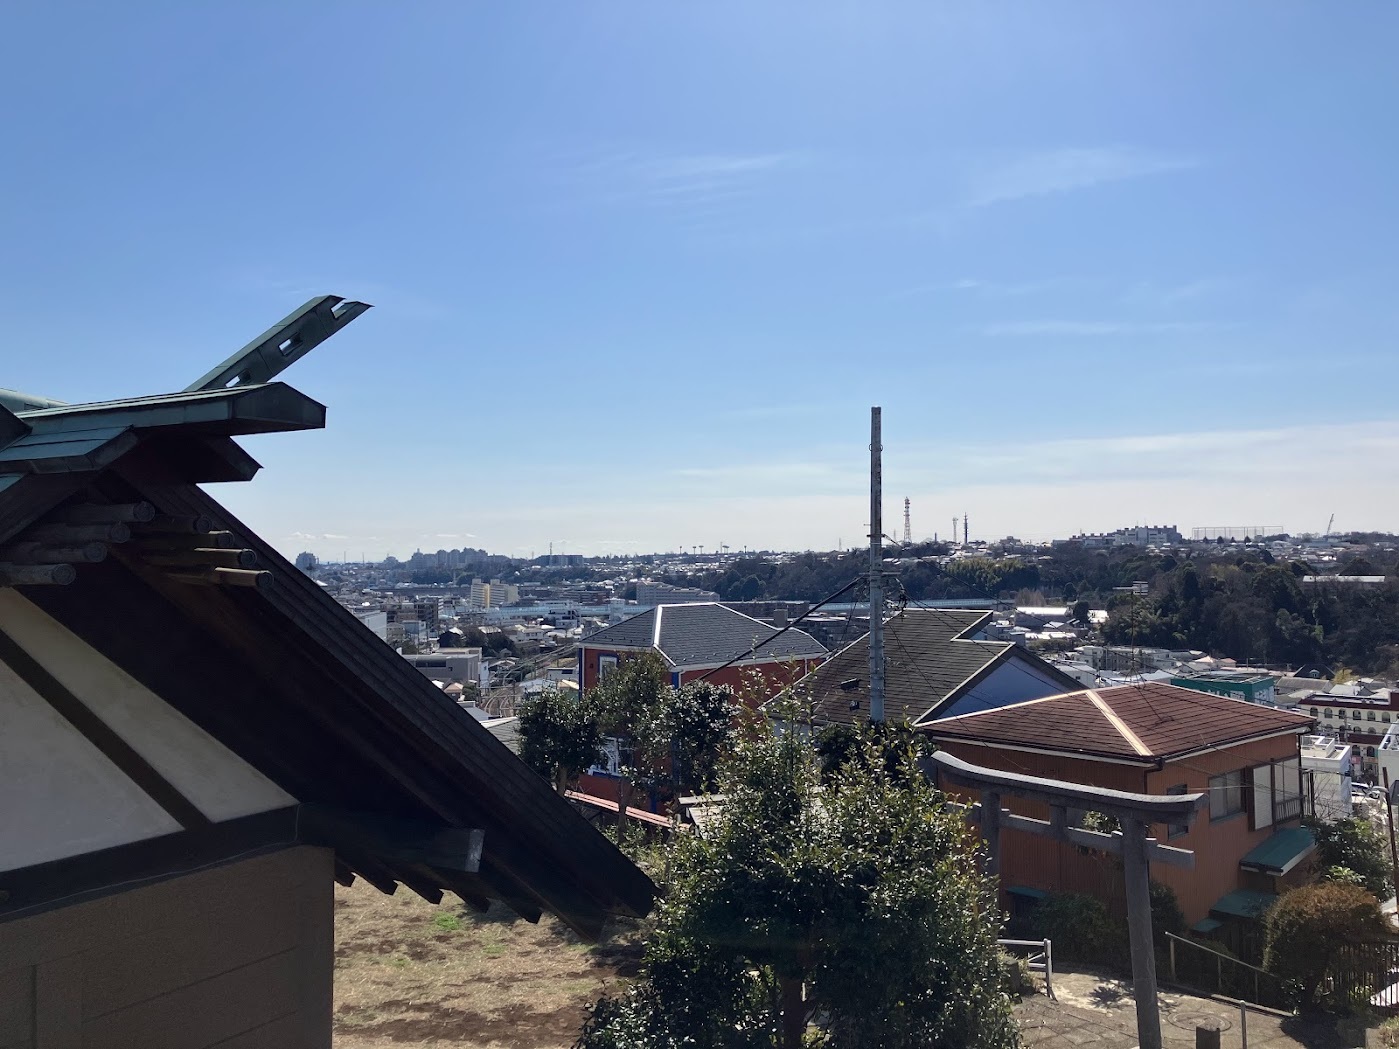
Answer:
[670,543,1399,675]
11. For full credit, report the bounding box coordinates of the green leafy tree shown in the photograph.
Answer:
[517,688,604,793]
[588,652,675,822]
[575,731,1017,1049]
[646,680,742,797]
[1264,882,1392,1008]
[1070,599,1092,626]
[1305,815,1394,900]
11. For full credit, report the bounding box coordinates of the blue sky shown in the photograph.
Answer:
[4,4,1397,558]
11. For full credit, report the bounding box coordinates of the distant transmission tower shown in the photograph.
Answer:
[903,497,912,545]
[963,513,969,546]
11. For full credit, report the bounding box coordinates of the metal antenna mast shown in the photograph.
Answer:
[903,497,912,545]
[869,407,885,723]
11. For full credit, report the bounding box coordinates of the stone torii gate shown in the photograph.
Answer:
[924,750,1208,1049]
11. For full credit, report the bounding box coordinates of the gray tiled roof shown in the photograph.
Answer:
[582,603,827,668]
[793,608,1080,727]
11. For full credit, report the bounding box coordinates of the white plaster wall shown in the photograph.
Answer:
[0,590,295,829]
[0,656,181,871]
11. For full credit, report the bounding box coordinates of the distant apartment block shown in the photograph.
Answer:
[1055,524,1183,548]
[635,580,719,605]
[470,579,520,608]
[353,608,388,641]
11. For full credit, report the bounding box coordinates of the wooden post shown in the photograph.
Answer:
[981,790,1001,877]
[1120,816,1163,1049]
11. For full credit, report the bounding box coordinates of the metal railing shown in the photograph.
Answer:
[1164,932,1288,1011]
[999,938,1054,1000]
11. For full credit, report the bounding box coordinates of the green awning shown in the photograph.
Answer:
[1239,827,1316,876]
[1191,917,1224,934]
[1007,886,1047,900]
[1211,889,1277,921]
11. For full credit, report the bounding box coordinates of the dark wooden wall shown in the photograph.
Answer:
[0,846,333,1049]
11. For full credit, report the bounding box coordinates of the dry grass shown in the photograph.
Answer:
[332,879,641,1048]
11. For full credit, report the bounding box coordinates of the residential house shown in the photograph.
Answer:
[924,683,1316,940]
[576,602,827,696]
[790,608,1082,728]
[1300,735,1353,822]
[576,603,827,806]
[0,335,650,1047]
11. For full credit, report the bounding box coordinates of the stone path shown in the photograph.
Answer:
[1015,969,1368,1049]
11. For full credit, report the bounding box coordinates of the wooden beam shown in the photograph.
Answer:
[299,804,484,873]
[0,562,77,586]
[132,530,238,551]
[56,501,155,525]
[166,566,272,590]
[135,513,216,535]
[141,547,258,569]
[0,541,107,565]
[24,521,130,545]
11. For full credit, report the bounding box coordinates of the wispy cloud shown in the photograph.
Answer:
[966,147,1200,208]
[577,149,798,215]
[980,319,1227,337]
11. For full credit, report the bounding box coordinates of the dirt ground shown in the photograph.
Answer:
[332,880,641,1049]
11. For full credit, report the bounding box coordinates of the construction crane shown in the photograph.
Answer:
[1325,514,1335,537]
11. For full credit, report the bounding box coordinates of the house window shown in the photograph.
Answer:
[1310,708,1319,718]
[1385,713,1393,723]
[1166,784,1190,838]
[1369,747,1378,758]
[1370,712,1378,721]
[1251,765,1274,830]
[1324,709,1333,718]
[1249,757,1304,827]
[1210,770,1245,820]
[598,654,618,680]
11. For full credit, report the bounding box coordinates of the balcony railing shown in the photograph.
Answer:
[1274,792,1304,823]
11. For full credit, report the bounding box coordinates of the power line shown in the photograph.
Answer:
[696,576,865,683]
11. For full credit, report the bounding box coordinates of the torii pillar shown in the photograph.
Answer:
[924,751,1208,1049]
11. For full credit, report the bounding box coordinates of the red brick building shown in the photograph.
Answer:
[577,602,827,698]
[924,683,1317,936]
[576,603,827,804]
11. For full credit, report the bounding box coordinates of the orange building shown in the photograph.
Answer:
[924,683,1317,942]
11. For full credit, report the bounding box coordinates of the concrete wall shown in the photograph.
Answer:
[0,846,333,1049]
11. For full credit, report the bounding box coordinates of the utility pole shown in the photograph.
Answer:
[869,407,885,723]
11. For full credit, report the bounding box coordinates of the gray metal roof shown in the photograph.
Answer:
[583,602,828,668]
